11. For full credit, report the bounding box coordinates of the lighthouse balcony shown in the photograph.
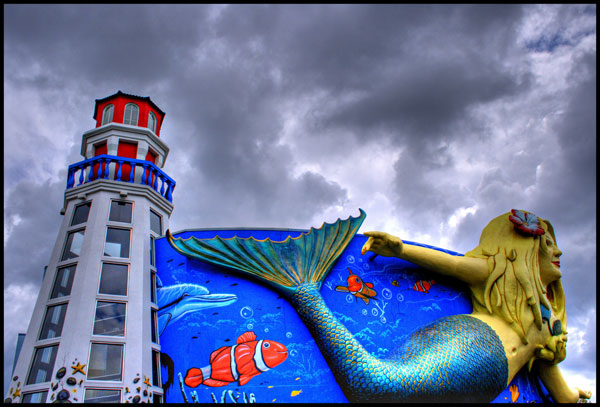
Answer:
[66,154,176,203]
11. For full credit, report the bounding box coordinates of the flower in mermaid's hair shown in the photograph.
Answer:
[509,209,545,237]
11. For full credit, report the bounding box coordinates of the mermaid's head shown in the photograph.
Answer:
[465,210,566,345]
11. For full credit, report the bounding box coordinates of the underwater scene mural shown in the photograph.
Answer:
[155,225,554,403]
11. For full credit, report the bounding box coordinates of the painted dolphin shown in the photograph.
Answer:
[157,282,238,336]
[166,210,507,402]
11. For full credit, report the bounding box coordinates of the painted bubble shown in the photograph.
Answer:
[380,316,387,324]
[264,327,269,333]
[382,288,393,300]
[346,294,355,303]
[362,309,368,316]
[346,255,355,264]
[290,349,298,357]
[240,306,254,319]
[247,323,254,330]
[397,293,404,302]
[286,332,293,339]
[362,263,370,270]
[371,308,379,316]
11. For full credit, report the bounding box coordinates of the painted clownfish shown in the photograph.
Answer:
[412,279,435,293]
[335,268,378,304]
[184,331,288,388]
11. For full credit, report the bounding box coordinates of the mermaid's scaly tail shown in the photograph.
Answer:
[166,209,508,402]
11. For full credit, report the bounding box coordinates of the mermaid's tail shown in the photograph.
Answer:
[166,209,366,296]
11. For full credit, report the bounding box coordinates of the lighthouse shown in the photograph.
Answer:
[6,91,175,403]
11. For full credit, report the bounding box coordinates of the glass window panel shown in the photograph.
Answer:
[150,210,162,235]
[102,104,114,125]
[104,228,130,258]
[150,236,155,267]
[153,394,163,403]
[27,345,58,384]
[93,302,126,337]
[109,201,132,223]
[71,202,91,226]
[151,309,158,344]
[84,388,121,403]
[61,229,85,261]
[123,104,139,126]
[152,350,160,386]
[148,112,156,132]
[39,303,68,340]
[88,343,123,381]
[150,272,156,303]
[99,263,128,296]
[50,265,76,298]
[21,391,48,403]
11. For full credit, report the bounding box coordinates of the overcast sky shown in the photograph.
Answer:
[4,4,596,400]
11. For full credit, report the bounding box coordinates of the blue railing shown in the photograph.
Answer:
[66,154,176,202]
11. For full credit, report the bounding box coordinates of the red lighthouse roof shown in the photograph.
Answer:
[93,90,166,137]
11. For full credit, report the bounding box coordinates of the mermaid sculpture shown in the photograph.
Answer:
[167,209,591,403]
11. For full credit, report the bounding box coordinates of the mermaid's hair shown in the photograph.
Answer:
[464,212,566,346]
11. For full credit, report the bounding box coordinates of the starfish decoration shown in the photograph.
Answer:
[71,362,87,375]
[12,388,21,398]
[143,375,152,389]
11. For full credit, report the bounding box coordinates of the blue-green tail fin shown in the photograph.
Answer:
[166,209,366,296]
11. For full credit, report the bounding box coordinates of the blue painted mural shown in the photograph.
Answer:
[155,217,554,403]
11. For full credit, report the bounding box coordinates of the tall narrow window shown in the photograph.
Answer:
[61,229,85,261]
[50,265,76,299]
[152,349,160,386]
[39,303,68,340]
[150,236,155,267]
[99,263,128,296]
[84,389,121,403]
[93,301,126,337]
[27,345,58,384]
[101,104,114,125]
[104,228,130,258]
[71,202,91,226]
[88,343,123,381]
[150,210,162,235]
[150,272,157,303]
[148,111,157,133]
[151,309,158,343]
[109,201,132,223]
[123,103,139,126]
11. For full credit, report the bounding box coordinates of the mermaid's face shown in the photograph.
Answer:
[539,232,562,285]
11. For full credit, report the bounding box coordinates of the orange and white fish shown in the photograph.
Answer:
[412,279,435,293]
[335,268,377,304]
[184,331,288,388]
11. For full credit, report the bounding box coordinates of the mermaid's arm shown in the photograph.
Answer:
[361,231,488,285]
[536,363,592,403]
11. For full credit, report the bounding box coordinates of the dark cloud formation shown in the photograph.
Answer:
[4,4,596,398]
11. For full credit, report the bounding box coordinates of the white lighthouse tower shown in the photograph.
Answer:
[6,91,175,403]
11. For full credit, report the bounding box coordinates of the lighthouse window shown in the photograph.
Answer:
[27,345,58,384]
[71,202,91,226]
[84,388,121,403]
[104,227,130,258]
[152,349,160,386]
[99,263,128,296]
[109,200,132,223]
[61,229,85,261]
[50,265,76,299]
[151,309,158,343]
[123,103,139,126]
[88,343,123,381]
[93,301,126,337]
[21,391,48,403]
[101,104,114,125]
[148,111,157,132]
[150,210,162,235]
[39,303,68,340]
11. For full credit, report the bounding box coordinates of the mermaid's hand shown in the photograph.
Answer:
[577,387,592,400]
[361,231,404,258]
